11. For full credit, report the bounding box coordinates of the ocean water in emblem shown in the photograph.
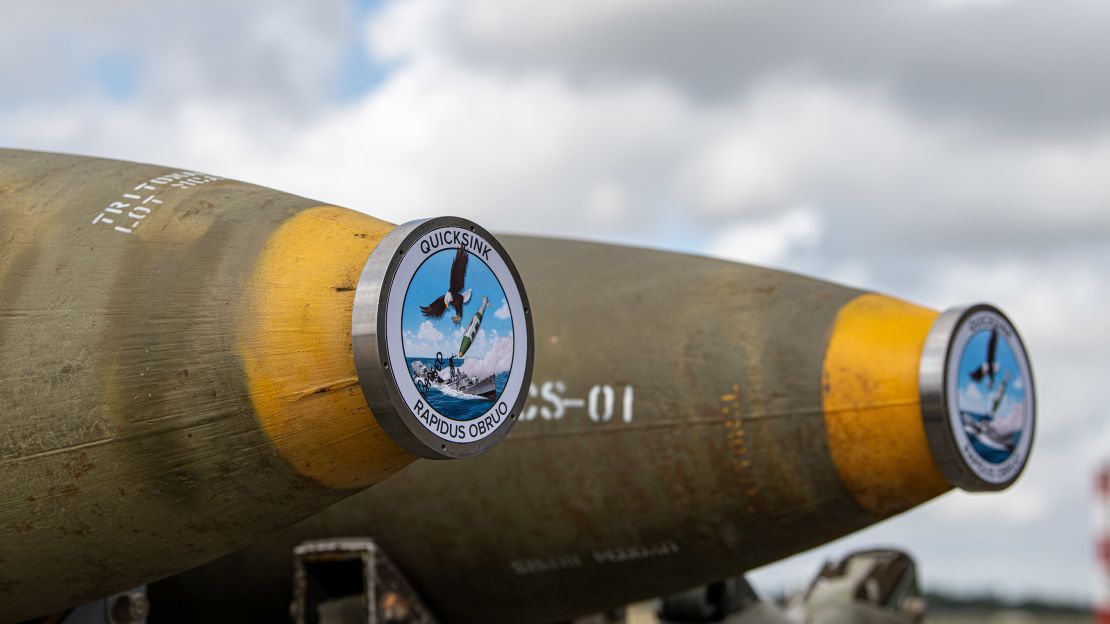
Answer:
[401,246,514,421]
[406,356,511,421]
[955,328,1027,464]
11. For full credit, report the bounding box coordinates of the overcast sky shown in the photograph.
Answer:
[3,0,1107,605]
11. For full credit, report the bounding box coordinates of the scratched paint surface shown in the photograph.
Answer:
[151,237,948,624]
[0,150,411,621]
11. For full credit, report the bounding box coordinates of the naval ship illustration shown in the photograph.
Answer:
[411,357,497,401]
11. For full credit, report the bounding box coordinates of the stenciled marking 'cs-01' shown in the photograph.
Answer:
[0,150,532,621]
[151,237,1035,623]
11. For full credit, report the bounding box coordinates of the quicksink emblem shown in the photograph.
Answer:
[352,218,533,459]
[920,304,1035,491]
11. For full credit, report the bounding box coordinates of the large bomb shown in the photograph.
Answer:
[151,235,1036,623]
[0,150,533,620]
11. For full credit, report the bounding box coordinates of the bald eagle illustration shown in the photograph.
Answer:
[420,247,472,323]
[969,329,1001,389]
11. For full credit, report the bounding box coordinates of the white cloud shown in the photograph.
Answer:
[404,323,463,359]
[928,0,1014,12]
[706,208,823,267]
[494,299,510,320]
[461,334,514,378]
[584,180,629,225]
[959,382,986,414]
[403,319,508,362]
[931,480,1047,526]
[416,320,444,342]
[991,402,1025,437]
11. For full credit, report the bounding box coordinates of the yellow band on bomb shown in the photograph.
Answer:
[823,293,950,516]
[237,206,412,490]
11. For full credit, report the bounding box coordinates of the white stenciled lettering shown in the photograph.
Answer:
[522,380,634,424]
[509,554,583,576]
[540,381,566,420]
[522,384,540,420]
[90,171,222,235]
[593,541,680,565]
[588,385,615,422]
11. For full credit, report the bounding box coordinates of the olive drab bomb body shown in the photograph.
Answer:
[151,236,1036,623]
[0,150,532,621]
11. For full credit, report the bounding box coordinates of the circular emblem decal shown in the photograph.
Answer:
[352,218,533,459]
[920,305,1035,491]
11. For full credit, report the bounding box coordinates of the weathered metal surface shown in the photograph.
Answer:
[0,150,424,620]
[149,237,989,623]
